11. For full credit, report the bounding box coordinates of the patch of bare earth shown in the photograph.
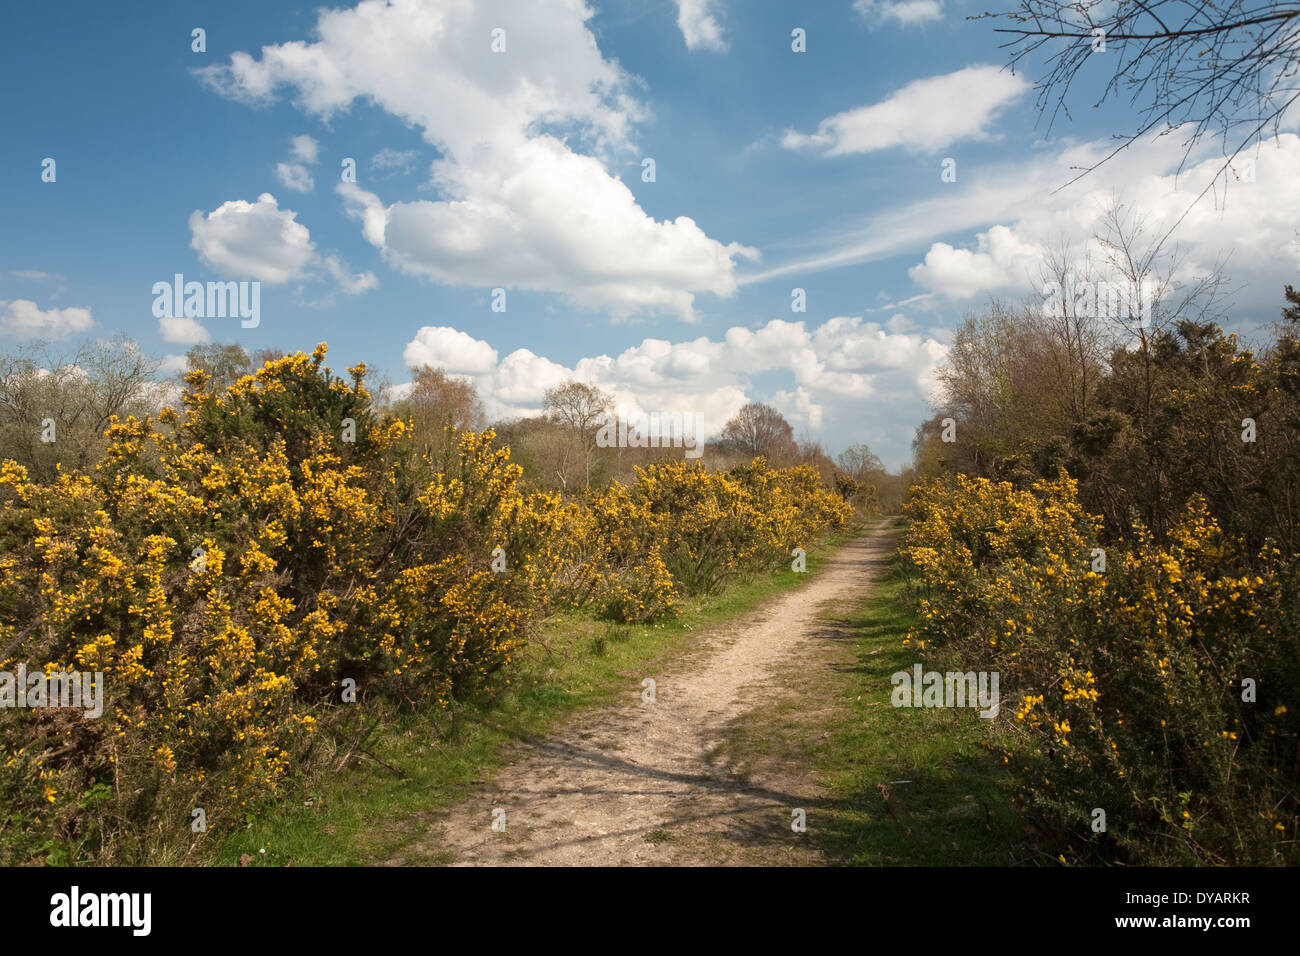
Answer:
[391,524,894,866]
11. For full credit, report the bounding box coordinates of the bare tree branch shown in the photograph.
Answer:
[975,2,1300,184]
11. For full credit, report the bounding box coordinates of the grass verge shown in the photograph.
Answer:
[813,520,1039,864]
[708,517,1040,865]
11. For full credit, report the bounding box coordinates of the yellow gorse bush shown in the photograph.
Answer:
[0,345,849,863]
[901,470,1298,864]
[578,457,850,620]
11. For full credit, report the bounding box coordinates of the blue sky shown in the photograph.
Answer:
[3,0,1297,469]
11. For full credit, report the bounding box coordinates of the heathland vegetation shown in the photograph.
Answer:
[901,264,1300,864]
[3,259,1294,866]
[0,342,858,864]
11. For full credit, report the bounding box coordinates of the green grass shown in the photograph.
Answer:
[809,523,1040,865]
[209,518,870,866]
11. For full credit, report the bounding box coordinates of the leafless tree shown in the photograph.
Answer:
[542,381,614,489]
[1092,201,1231,344]
[0,337,161,481]
[981,1,1300,198]
[250,347,285,369]
[398,365,486,467]
[1033,236,1113,422]
[711,402,799,465]
[184,342,251,392]
[837,443,885,482]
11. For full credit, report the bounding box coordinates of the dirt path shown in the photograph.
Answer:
[394,523,895,866]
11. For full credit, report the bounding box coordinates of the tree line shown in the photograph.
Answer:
[1,340,907,513]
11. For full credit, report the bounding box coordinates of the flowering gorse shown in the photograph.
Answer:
[901,470,1298,864]
[0,345,849,863]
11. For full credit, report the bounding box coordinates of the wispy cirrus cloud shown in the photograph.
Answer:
[752,126,1300,329]
[853,0,944,28]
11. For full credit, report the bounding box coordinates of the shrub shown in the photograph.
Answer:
[901,471,1298,864]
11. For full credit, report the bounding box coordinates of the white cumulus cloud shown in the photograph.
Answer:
[158,315,212,346]
[189,193,316,284]
[198,0,754,320]
[398,313,946,464]
[274,162,314,193]
[675,0,727,52]
[0,299,93,338]
[782,65,1028,156]
[403,326,500,375]
[907,225,1043,299]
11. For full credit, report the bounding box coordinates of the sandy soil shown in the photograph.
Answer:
[392,524,893,866]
